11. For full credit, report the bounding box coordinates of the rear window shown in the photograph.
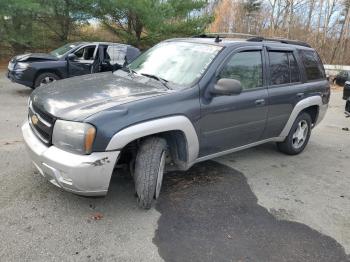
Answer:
[106,45,127,66]
[299,50,325,81]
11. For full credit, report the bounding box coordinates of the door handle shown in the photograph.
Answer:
[296,93,304,98]
[255,99,265,106]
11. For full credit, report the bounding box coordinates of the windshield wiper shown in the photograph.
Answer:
[140,73,171,89]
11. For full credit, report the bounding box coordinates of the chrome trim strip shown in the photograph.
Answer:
[29,101,52,128]
[106,116,199,164]
[194,137,282,163]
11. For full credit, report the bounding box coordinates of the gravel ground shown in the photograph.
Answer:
[0,73,349,261]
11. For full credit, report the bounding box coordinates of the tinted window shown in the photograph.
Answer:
[219,51,263,90]
[269,52,290,85]
[289,53,300,82]
[299,50,325,81]
[269,51,301,85]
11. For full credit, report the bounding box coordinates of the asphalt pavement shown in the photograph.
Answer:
[0,73,349,261]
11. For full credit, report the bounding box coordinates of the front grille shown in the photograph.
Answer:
[28,101,55,146]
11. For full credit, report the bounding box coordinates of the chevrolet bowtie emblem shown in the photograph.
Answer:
[31,114,39,125]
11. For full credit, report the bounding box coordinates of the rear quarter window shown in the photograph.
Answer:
[298,50,325,81]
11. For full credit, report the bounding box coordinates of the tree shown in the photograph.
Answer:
[331,0,350,63]
[36,0,93,42]
[94,0,213,48]
[243,0,262,33]
[0,0,41,53]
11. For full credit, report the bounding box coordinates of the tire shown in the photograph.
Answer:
[134,137,167,209]
[34,72,59,88]
[277,112,312,155]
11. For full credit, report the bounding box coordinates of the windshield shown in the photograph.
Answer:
[50,43,79,58]
[128,41,222,86]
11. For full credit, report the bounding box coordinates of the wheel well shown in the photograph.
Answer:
[302,105,319,125]
[33,69,62,85]
[116,130,189,171]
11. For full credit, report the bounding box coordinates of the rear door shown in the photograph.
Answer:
[262,47,306,138]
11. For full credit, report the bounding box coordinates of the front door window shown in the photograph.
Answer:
[219,51,263,90]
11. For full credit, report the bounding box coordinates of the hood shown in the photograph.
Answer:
[30,72,170,121]
[12,53,58,62]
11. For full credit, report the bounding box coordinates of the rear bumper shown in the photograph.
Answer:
[345,100,350,116]
[22,121,120,196]
[315,103,328,126]
[343,83,350,100]
[7,70,33,87]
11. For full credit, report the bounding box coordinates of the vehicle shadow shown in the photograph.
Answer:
[15,88,32,97]
[153,161,349,262]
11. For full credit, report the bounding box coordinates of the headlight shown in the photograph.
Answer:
[52,120,96,154]
[15,62,29,71]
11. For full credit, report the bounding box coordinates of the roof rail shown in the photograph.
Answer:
[193,32,256,39]
[192,33,311,47]
[247,36,311,48]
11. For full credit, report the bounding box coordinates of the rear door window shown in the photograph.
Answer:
[106,45,127,66]
[298,50,325,81]
[269,52,290,85]
[269,51,301,85]
[289,53,301,83]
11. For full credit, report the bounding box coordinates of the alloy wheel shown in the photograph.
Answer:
[292,120,309,149]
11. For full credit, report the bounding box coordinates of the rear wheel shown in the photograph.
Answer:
[134,137,167,209]
[34,72,59,88]
[277,112,312,155]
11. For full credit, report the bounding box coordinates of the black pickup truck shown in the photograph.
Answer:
[7,42,140,89]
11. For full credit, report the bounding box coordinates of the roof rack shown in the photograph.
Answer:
[247,36,311,48]
[193,32,255,39]
[193,33,311,47]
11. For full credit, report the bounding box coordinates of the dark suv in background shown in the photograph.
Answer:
[7,42,140,88]
[22,36,329,209]
[334,70,350,86]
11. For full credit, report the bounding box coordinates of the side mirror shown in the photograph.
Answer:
[67,53,77,61]
[211,78,242,96]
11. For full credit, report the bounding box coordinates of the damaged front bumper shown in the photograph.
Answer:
[22,121,120,196]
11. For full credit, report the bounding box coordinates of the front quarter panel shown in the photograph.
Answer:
[85,86,201,152]
[31,60,68,79]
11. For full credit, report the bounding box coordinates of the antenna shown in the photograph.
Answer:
[215,35,222,43]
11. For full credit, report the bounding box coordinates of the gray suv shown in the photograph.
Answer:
[22,36,330,209]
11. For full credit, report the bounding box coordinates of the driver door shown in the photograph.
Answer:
[199,47,268,157]
[68,45,97,77]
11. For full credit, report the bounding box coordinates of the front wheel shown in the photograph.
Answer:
[134,137,167,209]
[34,72,59,88]
[277,112,312,155]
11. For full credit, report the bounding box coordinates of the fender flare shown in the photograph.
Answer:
[105,115,199,165]
[278,96,323,138]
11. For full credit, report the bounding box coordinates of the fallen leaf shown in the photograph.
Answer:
[90,212,103,220]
